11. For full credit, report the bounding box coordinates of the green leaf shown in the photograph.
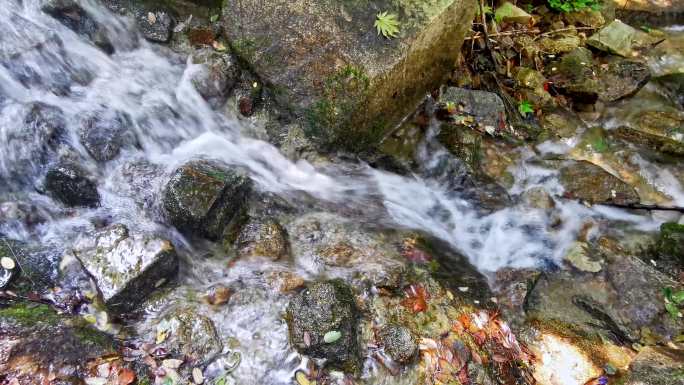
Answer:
[672,290,684,304]
[210,14,220,22]
[374,11,400,39]
[323,330,342,343]
[666,302,680,319]
[518,100,534,116]
[494,3,514,23]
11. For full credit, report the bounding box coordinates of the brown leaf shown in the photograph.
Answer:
[118,368,135,385]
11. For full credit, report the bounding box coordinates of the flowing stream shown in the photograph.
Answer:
[1,1,683,384]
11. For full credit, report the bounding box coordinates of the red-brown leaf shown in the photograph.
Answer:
[118,368,135,385]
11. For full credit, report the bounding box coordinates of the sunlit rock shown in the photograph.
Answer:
[531,333,602,385]
[70,224,178,313]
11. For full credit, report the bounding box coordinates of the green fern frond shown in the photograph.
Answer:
[374,11,400,39]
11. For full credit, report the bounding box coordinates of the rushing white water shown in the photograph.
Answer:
[1,1,682,383]
[0,0,677,272]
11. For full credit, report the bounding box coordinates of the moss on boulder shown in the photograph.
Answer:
[221,0,475,151]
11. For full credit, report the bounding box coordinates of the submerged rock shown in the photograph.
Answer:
[0,303,116,383]
[3,102,67,187]
[559,160,639,205]
[221,0,475,150]
[190,49,240,107]
[379,324,417,364]
[163,159,252,240]
[158,308,223,365]
[41,0,114,54]
[286,280,359,371]
[70,224,178,313]
[235,217,290,260]
[79,109,136,162]
[44,162,101,208]
[0,238,61,295]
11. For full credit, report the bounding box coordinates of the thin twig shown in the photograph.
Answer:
[465,26,598,42]
[599,203,684,213]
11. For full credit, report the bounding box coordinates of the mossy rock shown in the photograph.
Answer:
[221,0,476,152]
[286,279,359,372]
[163,159,252,240]
[0,303,116,381]
[657,222,684,264]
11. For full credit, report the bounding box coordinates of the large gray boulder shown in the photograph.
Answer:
[221,0,475,151]
[163,159,252,240]
[70,224,178,313]
[286,280,359,372]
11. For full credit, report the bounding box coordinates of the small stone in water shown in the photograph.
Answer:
[0,257,15,270]
[323,330,342,343]
[192,368,204,384]
[162,358,183,369]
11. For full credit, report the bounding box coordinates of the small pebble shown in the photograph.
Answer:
[192,367,204,384]
[1,257,15,270]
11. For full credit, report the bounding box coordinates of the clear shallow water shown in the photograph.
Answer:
[0,1,682,383]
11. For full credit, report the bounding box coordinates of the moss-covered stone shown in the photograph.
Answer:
[163,159,252,240]
[286,279,359,372]
[657,222,684,264]
[221,0,476,152]
[0,302,116,381]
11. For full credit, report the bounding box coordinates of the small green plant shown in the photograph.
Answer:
[374,11,401,38]
[476,5,494,16]
[547,0,601,13]
[663,287,684,319]
[518,100,534,116]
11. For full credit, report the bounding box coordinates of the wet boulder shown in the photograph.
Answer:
[379,324,417,364]
[0,303,116,383]
[612,110,684,156]
[136,9,174,43]
[559,160,640,205]
[597,58,651,102]
[0,238,61,295]
[2,102,67,188]
[526,251,682,343]
[163,159,252,240]
[79,109,137,162]
[190,49,241,107]
[157,307,223,365]
[70,224,178,313]
[546,47,600,104]
[41,0,114,54]
[221,0,475,151]
[235,217,290,260]
[44,162,101,208]
[286,280,359,371]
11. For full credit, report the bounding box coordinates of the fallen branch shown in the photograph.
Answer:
[465,26,598,42]
[599,202,684,213]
